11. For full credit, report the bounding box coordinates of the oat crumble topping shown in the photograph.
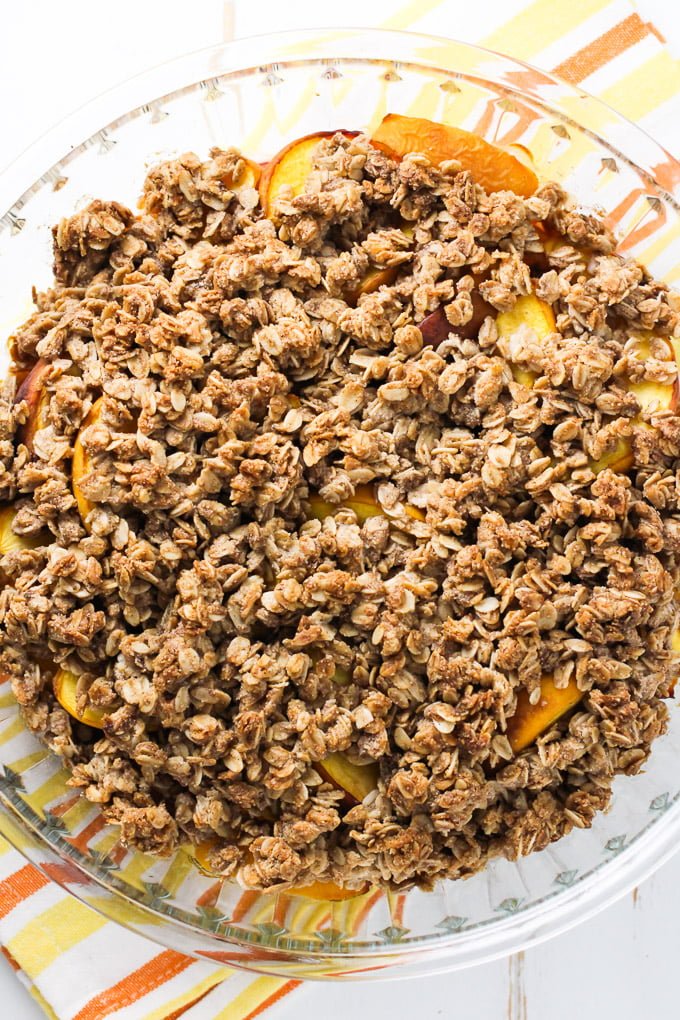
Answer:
[1,132,679,892]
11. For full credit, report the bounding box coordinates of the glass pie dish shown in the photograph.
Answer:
[0,28,679,981]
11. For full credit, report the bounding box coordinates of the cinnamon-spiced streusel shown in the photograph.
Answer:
[1,132,678,891]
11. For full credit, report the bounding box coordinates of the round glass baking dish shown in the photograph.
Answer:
[0,28,679,981]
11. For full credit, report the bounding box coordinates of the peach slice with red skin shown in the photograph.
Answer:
[53,668,107,728]
[418,289,494,346]
[418,306,450,346]
[72,397,134,527]
[316,751,379,806]
[507,675,582,753]
[14,358,51,453]
[259,130,357,220]
[371,113,538,197]
[308,483,425,524]
[259,131,411,302]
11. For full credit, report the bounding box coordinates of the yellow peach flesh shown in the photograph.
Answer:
[53,668,106,728]
[507,675,582,753]
[316,751,379,805]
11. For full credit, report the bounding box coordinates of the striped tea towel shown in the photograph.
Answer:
[0,0,678,1016]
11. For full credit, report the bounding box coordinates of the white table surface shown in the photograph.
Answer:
[1,1,679,1017]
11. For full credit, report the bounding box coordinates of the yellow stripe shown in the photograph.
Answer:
[114,846,159,893]
[0,688,17,710]
[18,765,72,816]
[405,80,446,121]
[383,0,446,30]
[278,79,322,135]
[140,968,230,1020]
[0,809,34,852]
[7,750,49,776]
[0,714,28,744]
[6,897,106,976]
[29,984,58,1020]
[242,92,276,156]
[250,892,276,926]
[213,975,289,1020]
[282,896,330,936]
[599,50,680,122]
[483,0,613,59]
[160,848,196,898]
[632,219,680,277]
[86,893,166,930]
[0,834,11,857]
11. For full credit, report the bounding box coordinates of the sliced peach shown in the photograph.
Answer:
[418,306,450,346]
[589,437,634,476]
[259,131,357,220]
[371,114,538,197]
[670,337,680,372]
[53,668,106,728]
[0,506,43,555]
[14,358,51,453]
[345,225,414,306]
[191,838,221,873]
[507,675,582,752]
[418,291,493,346]
[72,397,104,526]
[496,293,556,388]
[590,334,678,476]
[345,265,399,306]
[287,880,370,901]
[309,483,425,524]
[544,233,587,267]
[308,649,351,686]
[231,157,261,192]
[316,751,379,805]
[626,334,677,415]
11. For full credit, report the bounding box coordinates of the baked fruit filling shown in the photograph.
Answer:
[1,114,679,895]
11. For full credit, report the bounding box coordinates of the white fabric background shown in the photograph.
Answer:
[1,1,679,1017]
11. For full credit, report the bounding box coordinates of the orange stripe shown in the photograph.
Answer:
[43,860,90,886]
[391,892,407,927]
[72,950,194,1020]
[351,888,383,931]
[243,979,301,1020]
[66,814,106,855]
[50,793,81,817]
[646,20,666,45]
[273,893,290,928]
[651,153,680,196]
[165,985,216,1020]
[232,890,260,923]
[1,947,20,972]
[0,864,49,920]
[196,879,223,910]
[552,13,650,84]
